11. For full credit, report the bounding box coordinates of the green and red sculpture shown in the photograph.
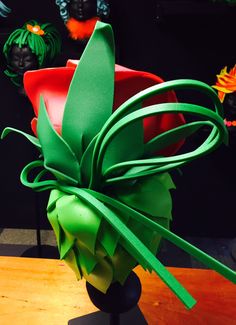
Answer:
[2,22,235,310]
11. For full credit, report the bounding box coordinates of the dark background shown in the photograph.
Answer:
[0,0,235,237]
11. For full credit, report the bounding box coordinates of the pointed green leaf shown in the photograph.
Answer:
[59,186,196,309]
[78,250,113,293]
[58,228,75,259]
[85,189,236,285]
[102,102,144,173]
[115,173,174,219]
[98,207,129,257]
[37,96,80,185]
[80,135,98,186]
[55,194,101,254]
[74,241,98,274]
[144,121,206,156]
[47,191,73,257]
[47,208,61,247]
[62,22,115,160]
[108,246,137,285]
[1,127,41,149]
[63,248,82,280]
[156,172,176,190]
[47,189,65,212]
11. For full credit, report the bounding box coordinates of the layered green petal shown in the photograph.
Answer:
[46,188,174,298]
[62,22,115,161]
[37,97,80,185]
[115,173,175,219]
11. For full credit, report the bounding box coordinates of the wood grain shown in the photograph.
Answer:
[0,256,235,325]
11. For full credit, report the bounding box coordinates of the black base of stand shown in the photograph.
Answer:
[68,306,147,324]
[86,271,142,314]
[69,271,146,325]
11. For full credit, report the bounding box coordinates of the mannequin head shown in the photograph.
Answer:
[68,0,97,21]
[225,93,236,113]
[55,0,109,41]
[56,0,109,22]
[3,20,61,93]
[9,45,39,77]
[222,92,236,135]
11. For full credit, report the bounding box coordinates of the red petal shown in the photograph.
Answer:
[24,63,185,156]
[24,67,74,134]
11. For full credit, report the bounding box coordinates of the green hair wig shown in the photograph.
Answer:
[3,20,62,86]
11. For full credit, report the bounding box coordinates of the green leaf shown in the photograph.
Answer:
[115,173,174,219]
[47,190,75,258]
[98,206,129,256]
[55,194,101,254]
[108,246,137,285]
[37,96,80,185]
[80,135,98,186]
[157,172,176,190]
[62,22,115,161]
[78,248,113,293]
[47,189,65,212]
[85,189,236,285]
[59,186,196,309]
[63,249,82,280]
[47,205,61,246]
[1,127,41,150]
[74,241,98,274]
[144,121,205,156]
[58,227,75,259]
[102,102,144,174]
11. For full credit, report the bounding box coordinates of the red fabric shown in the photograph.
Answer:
[24,62,185,156]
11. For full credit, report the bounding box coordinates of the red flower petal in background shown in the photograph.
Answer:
[24,61,185,156]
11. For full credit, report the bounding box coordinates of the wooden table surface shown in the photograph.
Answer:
[0,256,235,325]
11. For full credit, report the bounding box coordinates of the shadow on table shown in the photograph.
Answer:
[21,244,59,259]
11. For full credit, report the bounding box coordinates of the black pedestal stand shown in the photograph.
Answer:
[21,194,59,259]
[69,271,147,324]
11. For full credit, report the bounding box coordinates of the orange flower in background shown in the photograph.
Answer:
[212,64,236,102]
[26,24,45,36]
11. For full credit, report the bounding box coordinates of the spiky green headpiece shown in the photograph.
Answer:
[2,22,235,310]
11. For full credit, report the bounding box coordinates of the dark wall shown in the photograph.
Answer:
[0,0,235,236]
[113,0,236,82]
[111,0,236,237]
